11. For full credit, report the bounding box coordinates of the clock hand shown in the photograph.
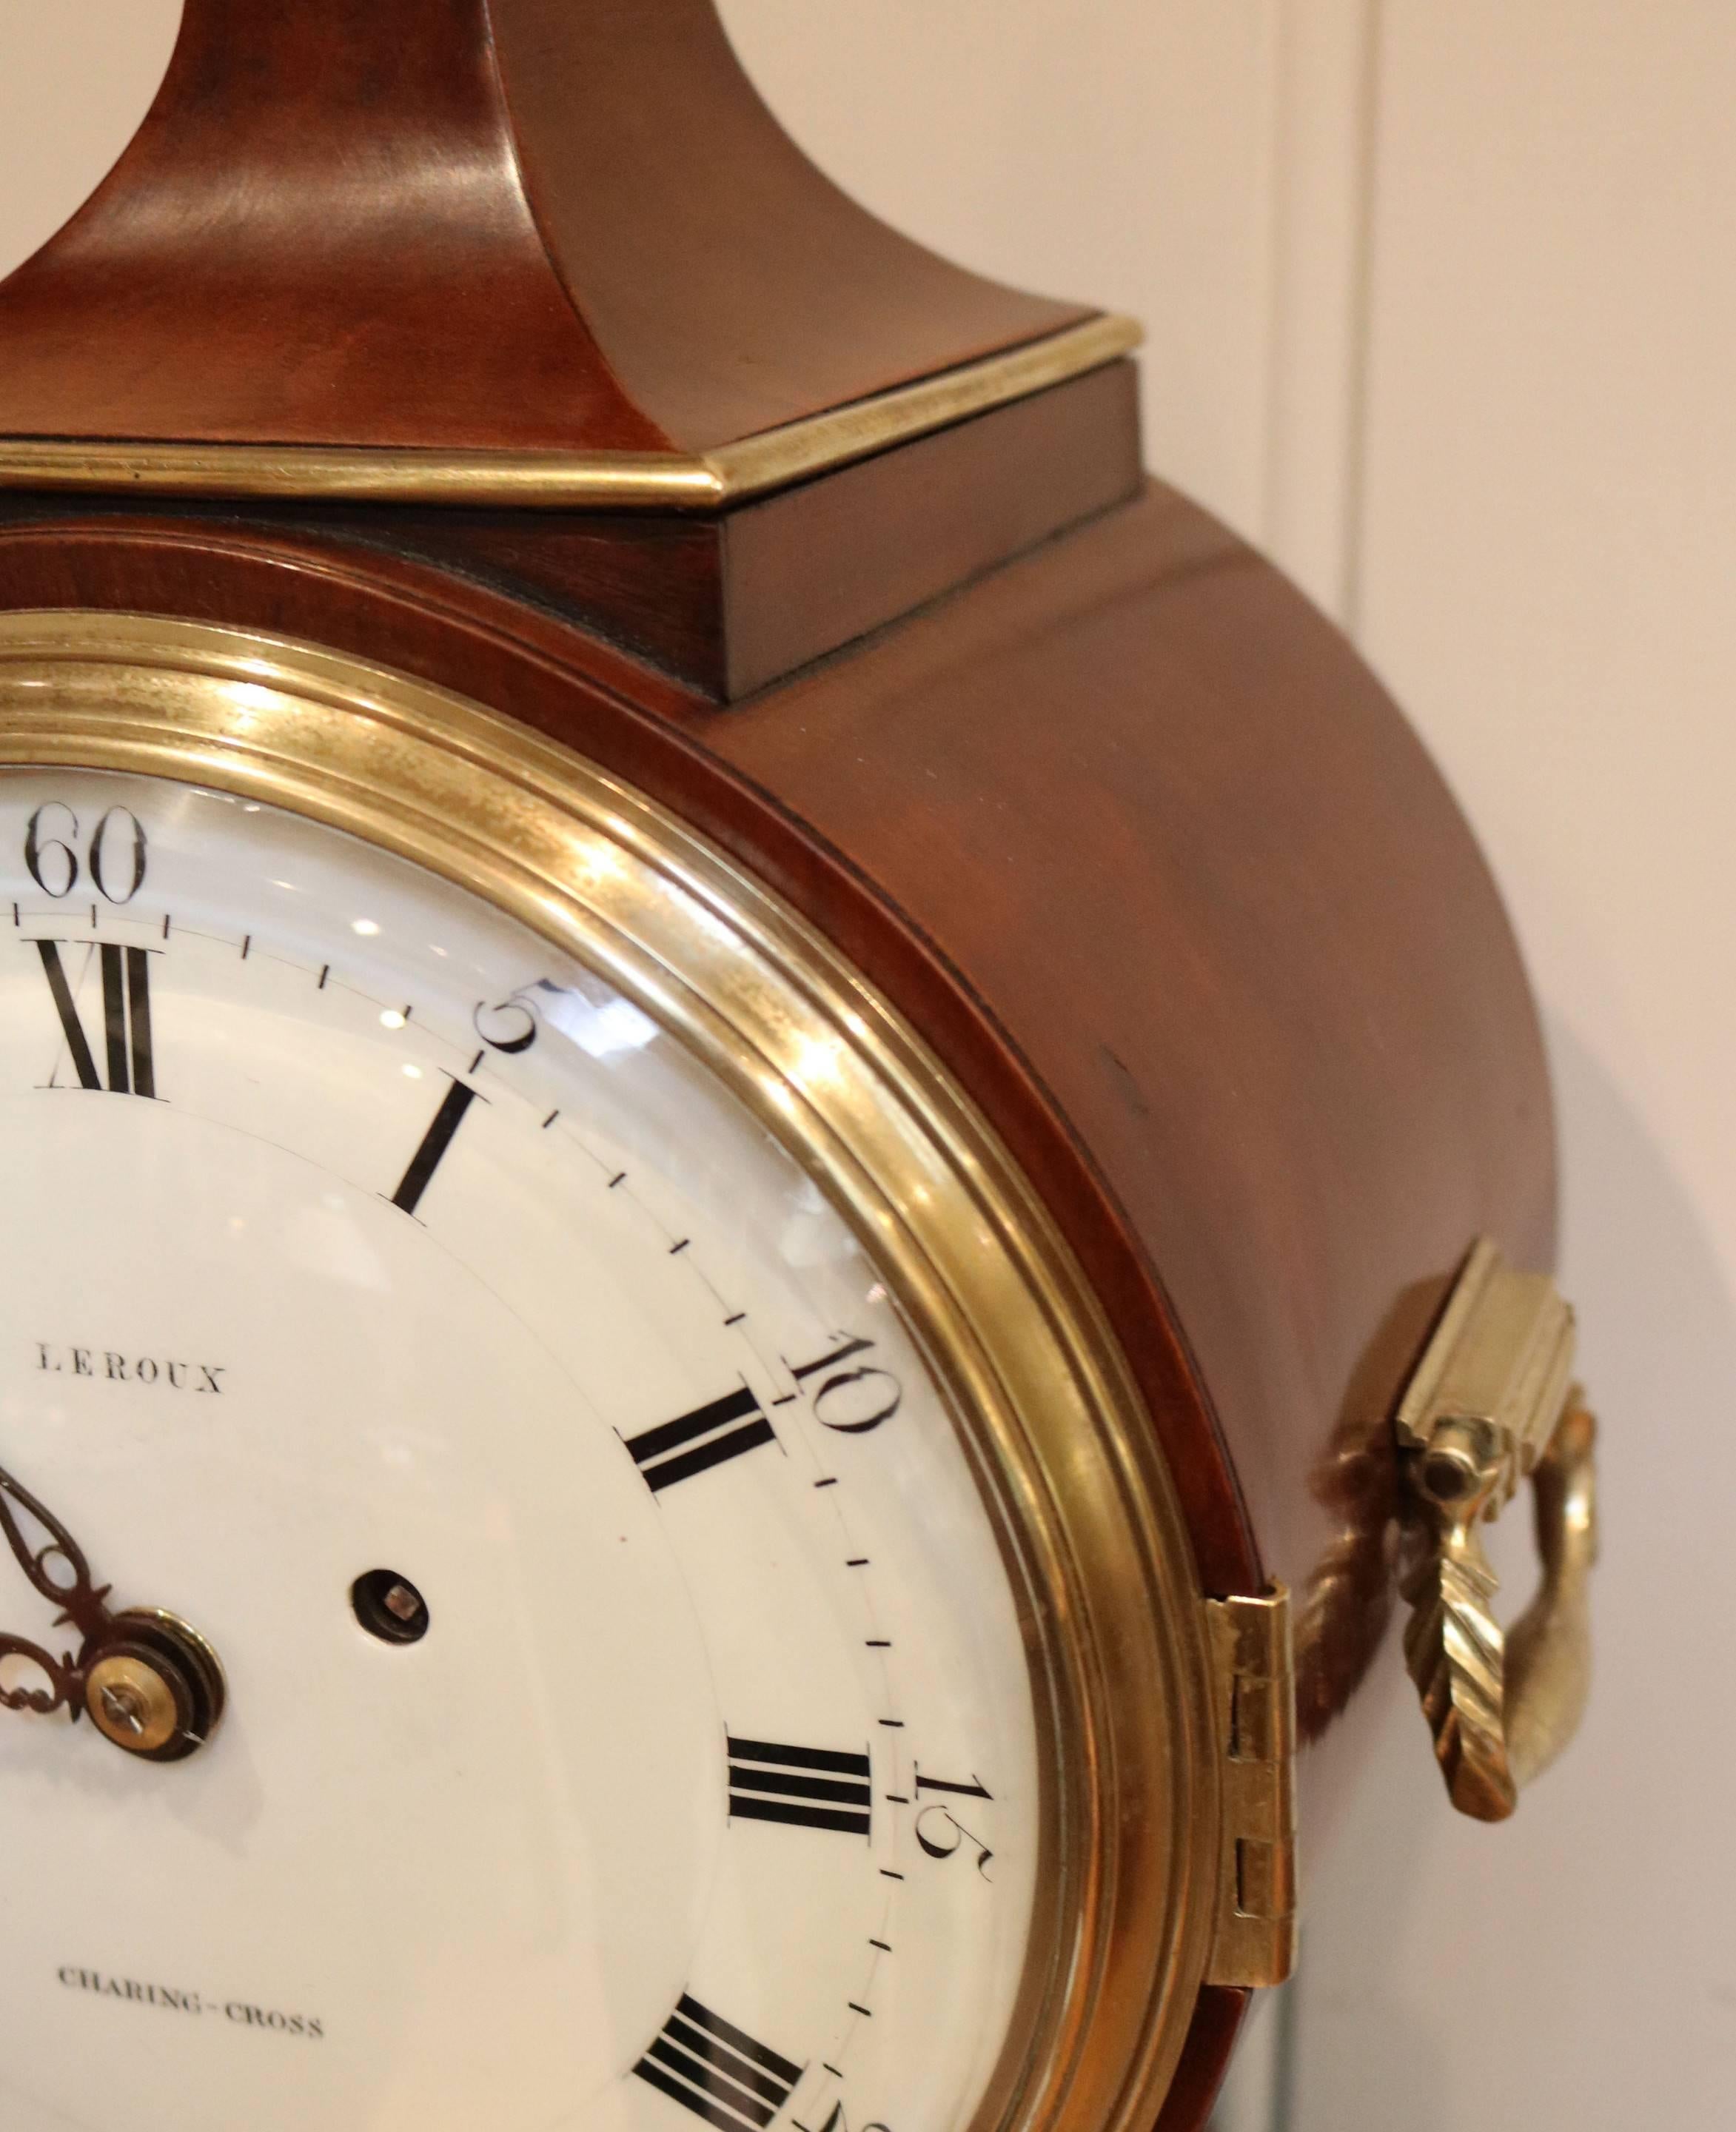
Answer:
[0,1455,119,1646]
[0,1458,115,1724]
[0,1457,226,1760]
[0,1627,84,1722]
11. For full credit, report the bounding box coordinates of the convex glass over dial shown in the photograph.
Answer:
[0,768,1039,2132]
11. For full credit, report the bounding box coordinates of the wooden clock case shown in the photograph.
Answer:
[0,3,1555,2122]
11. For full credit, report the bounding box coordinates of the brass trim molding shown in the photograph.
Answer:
[0,608,1217,2132]
[0,315,1142,512]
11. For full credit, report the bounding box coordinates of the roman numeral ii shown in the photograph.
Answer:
[634,1994,802,2132]
[625,1386,777,1493]
[36,940,156,1097]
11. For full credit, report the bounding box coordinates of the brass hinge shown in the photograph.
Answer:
[1203,1586,1297,1988]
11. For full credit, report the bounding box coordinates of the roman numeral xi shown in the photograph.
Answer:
[36,941,156,1097]
[727,1737,872,1837]
[634,1994,802,2132]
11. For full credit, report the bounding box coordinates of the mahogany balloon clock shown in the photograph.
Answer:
[0,7,1598,2131]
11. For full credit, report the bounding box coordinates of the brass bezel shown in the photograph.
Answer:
[0,610,1218,2132]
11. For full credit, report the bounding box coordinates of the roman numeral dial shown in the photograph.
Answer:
[634,1995,803,2132]
[726,1737,873,1837]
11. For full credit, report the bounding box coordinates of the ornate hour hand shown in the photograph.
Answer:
[0,1456,118,1643]
[0,1458,225,1761]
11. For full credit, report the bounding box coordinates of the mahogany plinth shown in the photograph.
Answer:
[0,0,1085,456]
[0,0,1139,691]
[0,361,1138,697]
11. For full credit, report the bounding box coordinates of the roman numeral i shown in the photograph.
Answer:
[389,1079,482,1216]
[727,1737,872,1837]
[35,940,156,1097]
[634,1994,802,2132]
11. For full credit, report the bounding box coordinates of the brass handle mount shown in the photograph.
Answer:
[1395,1239,1600,1822]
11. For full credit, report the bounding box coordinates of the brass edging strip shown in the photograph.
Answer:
[0,446,725,511]
[0,313,1142,512]
[706,312,1142,500]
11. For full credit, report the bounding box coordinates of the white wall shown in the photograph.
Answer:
[2,5,1728,2124]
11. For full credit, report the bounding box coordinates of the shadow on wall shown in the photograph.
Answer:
[1207,1980,1293,2132]
[1276,1008,1736,2131]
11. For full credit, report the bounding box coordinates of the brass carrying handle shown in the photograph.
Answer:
[1395,1240,1601,1822]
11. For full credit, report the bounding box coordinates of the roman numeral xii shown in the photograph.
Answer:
[35,940,157,1097]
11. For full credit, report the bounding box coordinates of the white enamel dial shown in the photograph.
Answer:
[0,768,1041,2132]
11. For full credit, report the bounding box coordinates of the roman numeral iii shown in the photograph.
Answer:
[726,1737,872,1837]
[634,1994,802,2132]
[625,1387,777,1493]
[35,940,156,1097]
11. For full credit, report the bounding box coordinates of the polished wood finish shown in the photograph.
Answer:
[0,0,1085,456]
[0,465,1555,2131]
[717,362,1140,697]
[0,487,1555,2120]
[0,485,1555,1650]
[489,0,1086,447]
[0,10,1558,2120]
[1156,1988,1247,2132]
[0,363,1137,698]
[711,486,1557,1669]
[0,0,1136,694]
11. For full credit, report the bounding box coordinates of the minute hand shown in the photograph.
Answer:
[0,1457,119,1721]
[0,1457,117,1640]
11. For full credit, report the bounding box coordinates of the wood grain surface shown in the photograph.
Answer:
[0,475,1555,2122]
[21,361,1134,699]
[0,481,1555,1677]
[0,21,1556,2118]
[0,0,1087,455]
